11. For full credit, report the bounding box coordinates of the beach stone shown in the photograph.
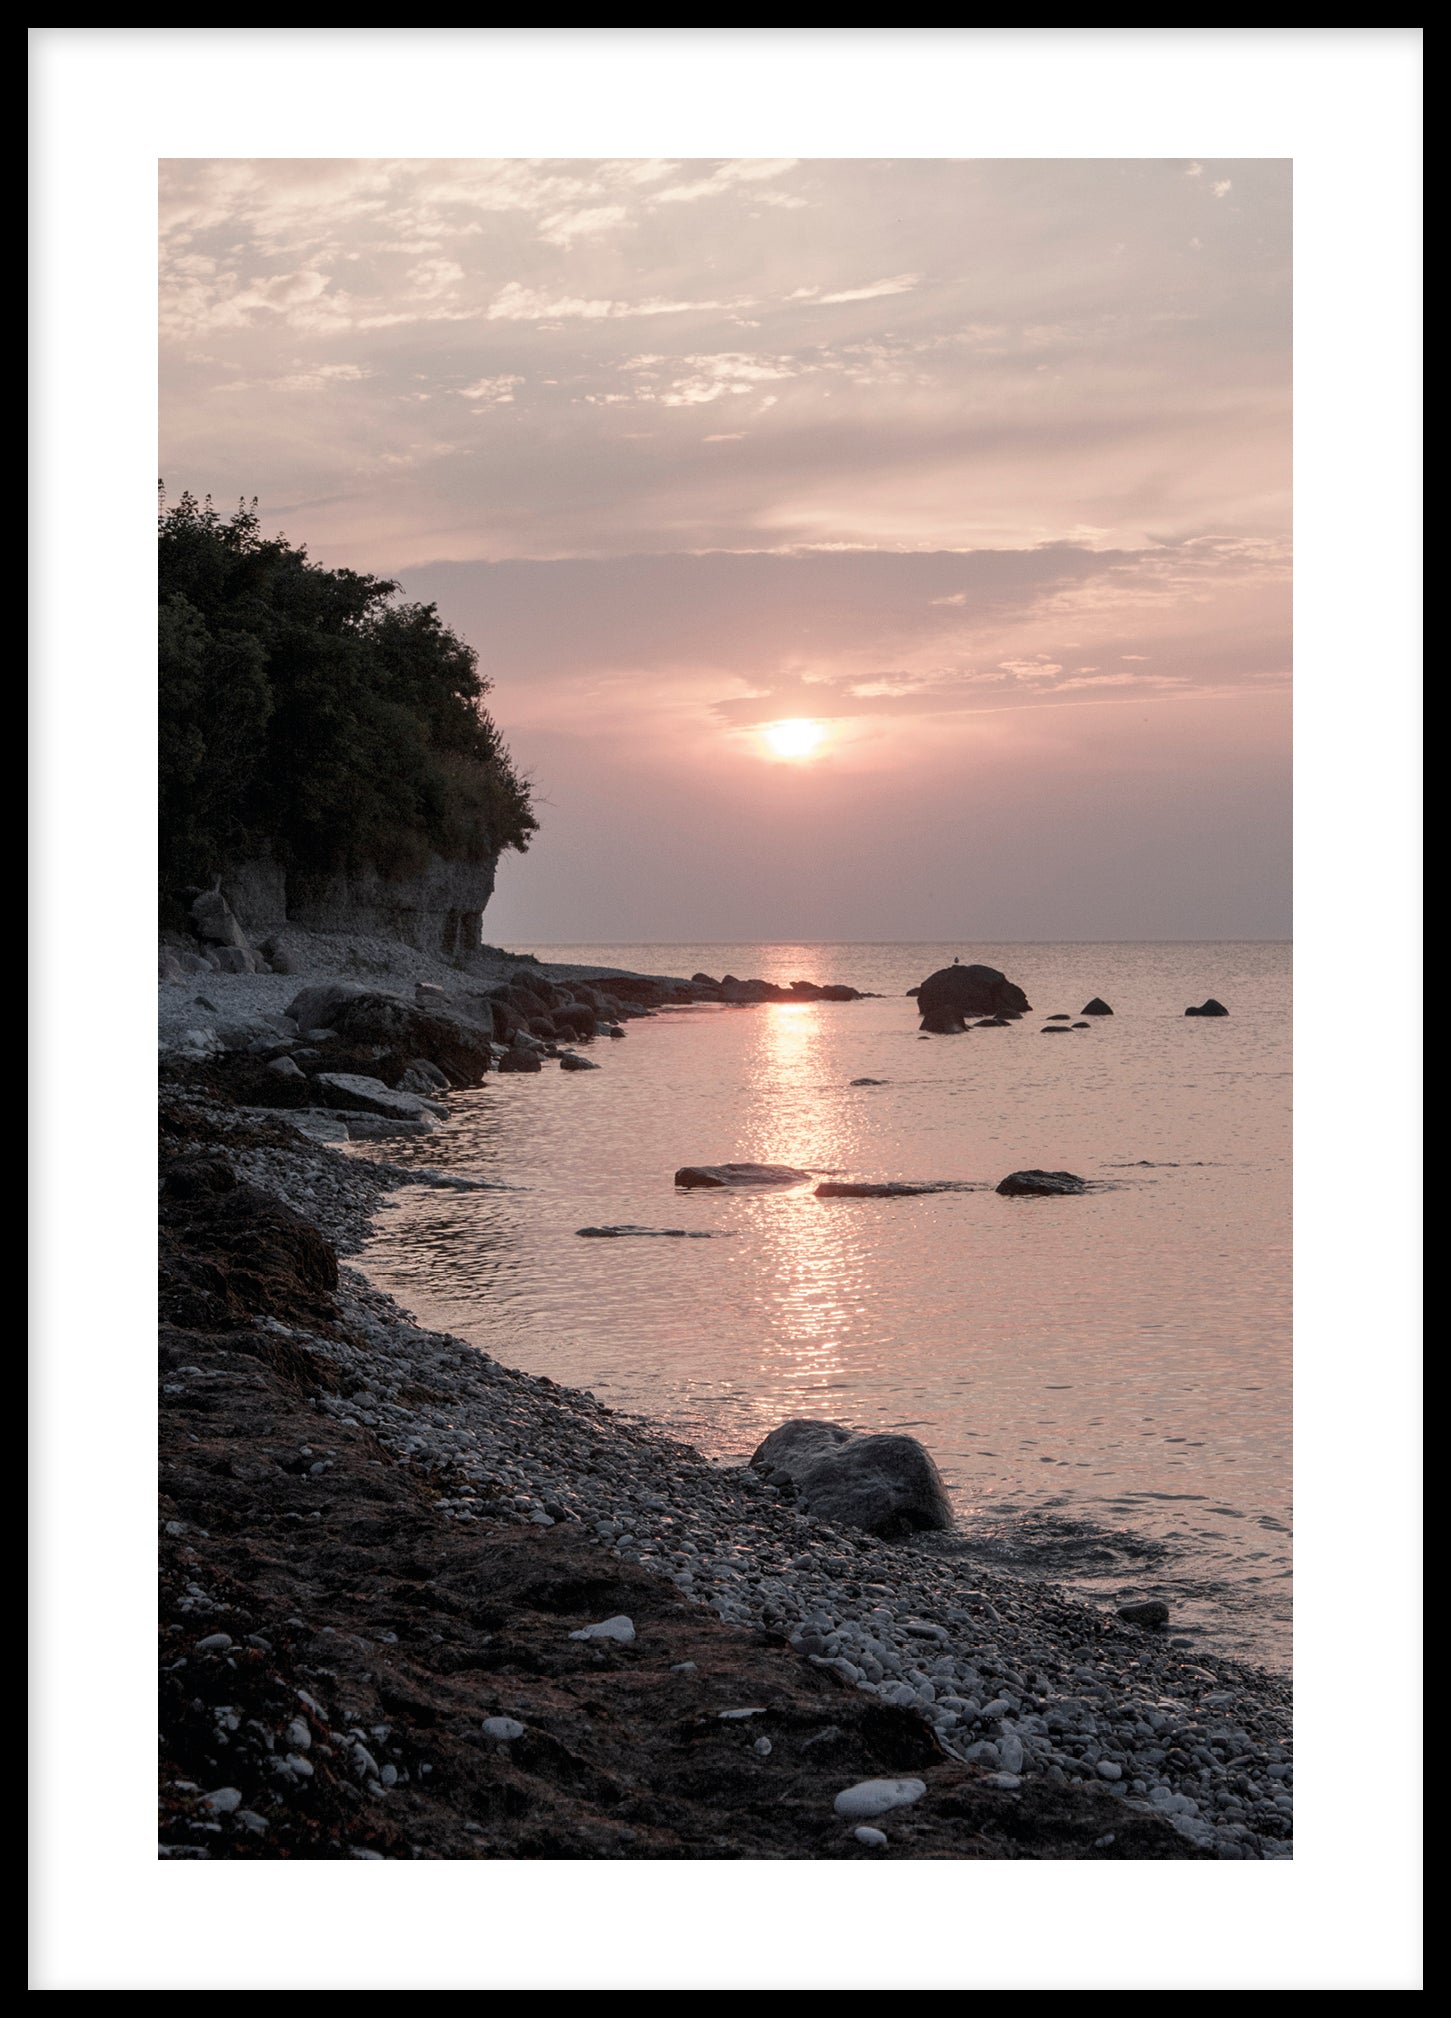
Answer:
[853,1826,888,1847]
[749,1418,953,1537]
[995,1170,1087,1197]
[1097,1760,1123,1780]
[980,1772,1023,1790]
[481,1716,525,1742]
[568,1615,636,1644]
[199,1786,243,1815]
[916,963,1031,1032]
[1185,999,1229,1017]
[1047,1013,1072,1020]
[833,1777,926,1820]
[339,1113,438,1140]
[1081,998,1114,1015]
[559,1052,601,1071]
[675,1163,815,1189]
[398,1058,449,1094]
[285,1110,351,1144]
[1117,1599,1170,1627]
[268,1054,304,1079]
[284,983,366,1033]
[499,1046,543,1073]
[314,1073,446,1122]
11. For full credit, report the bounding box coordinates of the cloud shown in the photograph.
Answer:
[485,280,726,322]
[816,274,920,305]
[653,159,799,205]
[456,374,524,404]
[537,205,631,247]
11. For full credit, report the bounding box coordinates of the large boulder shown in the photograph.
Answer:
[189,888,249,950]
[1081,997,1113,1016]
[1185,999,1229,1017]
[995,1169,1087,1196]
[748,1419,953,1538]
[675,1162,815,1189]
[916,964,1031,1032]
[313,1072,448,1122]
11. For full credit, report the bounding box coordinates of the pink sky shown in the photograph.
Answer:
[160,156,1290,940]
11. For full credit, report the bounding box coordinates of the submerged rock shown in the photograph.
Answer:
[995,1170,1088,1196]
[576,1225,732,1239]
[1185,999,1230,1017]
[749,1418,954,1537]
[1081,998,1114,1015]
[675,1163,815,1189]
[814,1180,964,1199]
[850,1078,888,1087]
[916,964,1031,1033]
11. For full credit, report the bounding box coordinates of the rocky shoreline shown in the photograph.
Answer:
[158,939,1291,1861]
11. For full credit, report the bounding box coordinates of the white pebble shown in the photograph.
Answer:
[568,1615,636,1643]
[195,1634,233,1653]
[853,1826,888,1848]
[1097,1760,1123,1780]
[833,1778,926,1820]
[753,1737,773,1757]
[482,1716,525,1742]
[719,1707,766,1720]
[199,1787,242,1815]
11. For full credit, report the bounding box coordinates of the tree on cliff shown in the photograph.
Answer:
[158,490,537,899]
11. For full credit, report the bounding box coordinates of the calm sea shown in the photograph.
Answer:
[354,943,1291,1670]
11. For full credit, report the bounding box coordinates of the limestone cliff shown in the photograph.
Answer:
[219,852,498,961]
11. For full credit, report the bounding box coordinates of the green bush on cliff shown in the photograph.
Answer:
[158,490,537,895]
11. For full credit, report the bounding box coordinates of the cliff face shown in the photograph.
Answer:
[220,853,498,960]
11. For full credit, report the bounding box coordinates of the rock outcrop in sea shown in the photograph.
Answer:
[916,964,1031,1032]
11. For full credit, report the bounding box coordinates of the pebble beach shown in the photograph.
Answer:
[158,932,1291,1860]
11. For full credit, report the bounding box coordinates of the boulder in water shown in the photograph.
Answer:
[749,1418,953,1538]
[1185,999,1229,1017]
[675,1162,814,1189]
[995,1169,1088,1197]
[1081,997,1113,1016]
[916,964,1031,1033]
[1117,1599,1170,1627]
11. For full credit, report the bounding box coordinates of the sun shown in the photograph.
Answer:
[763,718,825,760]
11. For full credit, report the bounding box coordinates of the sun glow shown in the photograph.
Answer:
[763,718,825,760]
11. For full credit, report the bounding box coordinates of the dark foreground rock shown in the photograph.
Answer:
[750,1420,954,1539]
[996,1170,1088,1197]
[1081,998,1114,1016]
[675,1163,816,1189]
[1185,999,1230,1017]
[916,964,1031,1033]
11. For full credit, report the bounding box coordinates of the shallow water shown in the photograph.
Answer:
[354,942,1291,1669]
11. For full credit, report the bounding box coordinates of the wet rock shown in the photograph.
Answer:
[576,1226,731,1239]
[398,1058,450,1094]
[814,1181,960,1198]
[916,964,1031,1032]
[1117,1600,1171,1628]
[996,1170,1087,1196]
[1081,998,1114,1016]
[750,1419,954,1537]
[675,1163,815,1189]
[1185,999,1230,1017]
[498,1047,544,1074]
[559,1052,601,1071]
[314,1073,447,1122]
[1047,1014,1072,1020]
[850,1078,888,1087]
